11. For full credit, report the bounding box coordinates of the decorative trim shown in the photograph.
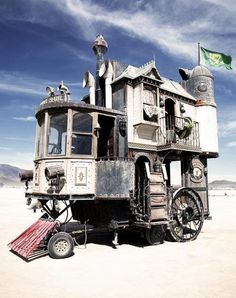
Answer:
[75,167,87,186]
[189,157,204,183]
[128,142,157,151]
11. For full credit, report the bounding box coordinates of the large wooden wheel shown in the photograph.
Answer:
[168,188,204,242]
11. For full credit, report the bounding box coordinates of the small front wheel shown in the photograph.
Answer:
[145,225,166,245]
[48,232,74,259]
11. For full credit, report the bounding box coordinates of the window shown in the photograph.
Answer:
[72,113,93,155]
[143,88,158,122]
[47,113,67,155]
[37,115,45,158]
[97,115,115,158]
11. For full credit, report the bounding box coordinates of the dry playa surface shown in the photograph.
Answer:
[0,188,236,298]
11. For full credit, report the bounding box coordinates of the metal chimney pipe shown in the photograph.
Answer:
[92,35,108,107]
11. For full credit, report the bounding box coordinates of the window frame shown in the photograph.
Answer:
[71,111,93,156]
[46,111,68,157]
[35,113,45,159]
[142,85,159,123]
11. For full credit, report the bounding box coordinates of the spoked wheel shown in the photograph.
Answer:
[48,232,74,259]
[145,225,166,245]
[168,188,204,242]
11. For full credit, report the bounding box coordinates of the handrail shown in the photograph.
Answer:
[157,116,200,147]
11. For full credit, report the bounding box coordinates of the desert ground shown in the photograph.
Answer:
[0,187,236,298]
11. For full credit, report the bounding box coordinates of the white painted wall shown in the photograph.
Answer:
[197,105,218,153]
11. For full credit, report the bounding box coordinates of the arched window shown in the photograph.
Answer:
[72,113,93,155]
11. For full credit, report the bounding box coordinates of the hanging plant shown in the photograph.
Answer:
[175,117,194,139]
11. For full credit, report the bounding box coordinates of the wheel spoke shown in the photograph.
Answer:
[169,188,204,241]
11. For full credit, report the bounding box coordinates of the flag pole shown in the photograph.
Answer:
[198,42,200,65]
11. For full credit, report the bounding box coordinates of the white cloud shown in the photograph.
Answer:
[0,83,43,96]
[13,116,35,122]
[218,120,236,136]
[0,147,12,151]
[0,71,83,99]
[2,0,236,78]
[0,71,45,96]
[61,43,94,63]
[226,141,236,147]
[22,104,36,110]
[4,137,32,141]
[49,0,236,70]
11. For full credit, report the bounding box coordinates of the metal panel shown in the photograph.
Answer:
[96,159,134,197]
[150,207,167,220]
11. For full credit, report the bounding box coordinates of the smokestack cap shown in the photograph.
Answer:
[92,34,108,55]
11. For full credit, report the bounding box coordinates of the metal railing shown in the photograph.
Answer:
[157,116,200,148]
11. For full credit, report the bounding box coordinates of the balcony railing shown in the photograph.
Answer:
[157,116,200,148]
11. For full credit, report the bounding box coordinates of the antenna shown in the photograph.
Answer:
[198,42,201,66]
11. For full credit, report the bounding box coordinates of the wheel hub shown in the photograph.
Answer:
[182,206,194,224]
[55,240,68,253]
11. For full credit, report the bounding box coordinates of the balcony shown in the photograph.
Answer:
[156,116,201,152]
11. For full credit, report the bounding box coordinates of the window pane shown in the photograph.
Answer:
[73,113,92,133]
[38,115,45,158]
[71,134,92,155]
[48,113,67,155]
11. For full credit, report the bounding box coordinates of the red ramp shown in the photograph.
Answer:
[8,219,59,260]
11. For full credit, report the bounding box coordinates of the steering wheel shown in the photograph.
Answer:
[48,143,60,154]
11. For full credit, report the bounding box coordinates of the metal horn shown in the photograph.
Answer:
[179,68,191,80]
[83,71,95,88]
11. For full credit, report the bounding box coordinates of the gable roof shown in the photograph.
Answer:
[111,60,195,101]
[112,60,162,83]
[160,77,195,101]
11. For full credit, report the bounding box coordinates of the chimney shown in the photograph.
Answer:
[92,34,108,107]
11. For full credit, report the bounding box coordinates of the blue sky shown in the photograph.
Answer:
[0,0,236,181]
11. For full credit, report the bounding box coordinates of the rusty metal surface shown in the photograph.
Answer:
[96,159,134,198]
[8,219,59,260]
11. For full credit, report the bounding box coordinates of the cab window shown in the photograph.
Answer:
[72,113,93,155]
[47,113,67,155]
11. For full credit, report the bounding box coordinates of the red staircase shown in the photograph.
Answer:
[8,219,59,260]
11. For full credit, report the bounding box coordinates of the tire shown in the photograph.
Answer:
[168,188,204,242]
[145,225,166,245]
[48,232,74,259]
[165,230,176,242]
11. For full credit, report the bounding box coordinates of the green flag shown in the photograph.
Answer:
[200,46,232,70]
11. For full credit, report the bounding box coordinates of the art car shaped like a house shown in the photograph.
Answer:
[9,35,218,260]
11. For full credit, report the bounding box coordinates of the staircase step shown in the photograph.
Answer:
[149,172,164,183]
[149,183,165,194]
[150,195,167,206]
[150,207,168,221]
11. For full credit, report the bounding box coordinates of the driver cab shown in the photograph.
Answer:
[33,102,119,197]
